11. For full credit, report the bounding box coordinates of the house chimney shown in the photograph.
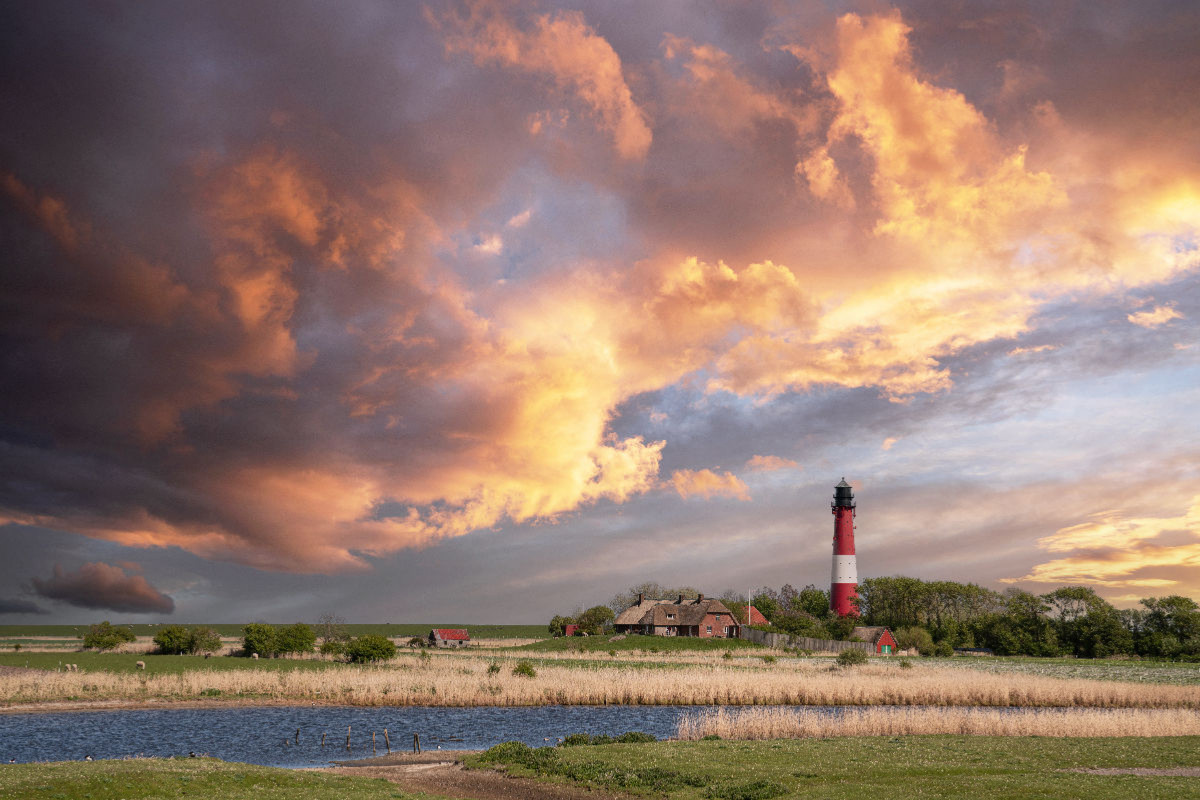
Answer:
[637,592,644,604]
[697,593,704,603]
[677,594,684,605]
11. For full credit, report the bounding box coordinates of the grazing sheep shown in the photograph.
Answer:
[251,653,259,660]
[135,660,145,670]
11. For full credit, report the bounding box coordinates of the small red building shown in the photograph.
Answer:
[744,605,769,626]
[563,623,580,637]
[429,628,470,647]
[850,626,897,655]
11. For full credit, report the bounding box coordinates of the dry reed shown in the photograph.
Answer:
[676,705,1200,739]
[2,656,1198,710]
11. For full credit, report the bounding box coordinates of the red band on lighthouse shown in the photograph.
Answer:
[830,478,859,617]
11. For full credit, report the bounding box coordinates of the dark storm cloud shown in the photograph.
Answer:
[30,563,175,614]
[0,598,47,615]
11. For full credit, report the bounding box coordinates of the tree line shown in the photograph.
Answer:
[572,578,1200,660]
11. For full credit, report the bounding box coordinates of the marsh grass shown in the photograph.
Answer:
[3,654,1198,710]
[676,705,1200,739]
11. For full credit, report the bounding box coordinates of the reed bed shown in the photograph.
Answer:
[3,656,1198,710]
[676,705,1200,739]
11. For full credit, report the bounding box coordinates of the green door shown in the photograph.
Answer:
[881,645,891,654]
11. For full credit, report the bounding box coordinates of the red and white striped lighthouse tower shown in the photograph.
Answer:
[830,478,859,617]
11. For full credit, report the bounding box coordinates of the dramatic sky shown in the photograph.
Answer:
[2,1,1198,623]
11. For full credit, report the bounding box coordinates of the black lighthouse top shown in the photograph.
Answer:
[832,478,856,509]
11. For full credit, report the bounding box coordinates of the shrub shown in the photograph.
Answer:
[761,655,777,664]
[615,731,656,743]
[242,623,277,657]
[934,640,955,658]
[512,660,537,678]
[560,733,595,747]
[899,658,914,670]
[895,626,935,656]
[487,662,501,676]
[12,643,20,652]
[189,626,222,654]
[836,648,868,666]
[478,741,559,772]
[722,650,733,660]
[153,625,193,654]
[82,621,136,651]
[319,640,346,657]
[407,636,425,648]
[345,634,396,663]
[275,622,317,655]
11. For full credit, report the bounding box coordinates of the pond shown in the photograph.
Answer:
[1,705,757,767]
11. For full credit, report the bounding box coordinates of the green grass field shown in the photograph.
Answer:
[0,623,548,639]
[514,633,763,654]
[468,735,1200,799]
[0,758,435,800]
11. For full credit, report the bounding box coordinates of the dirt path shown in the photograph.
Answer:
[326,751,632,800]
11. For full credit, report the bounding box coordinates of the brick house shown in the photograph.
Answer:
[613,593,739,638]
[429,628,470,647]
[849,626,898,655]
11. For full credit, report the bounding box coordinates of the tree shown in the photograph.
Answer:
[316,613,349,647]
[153,625,193,654]
[275,622,317,655]
[894,626,935,655]
[1043,587,1132,658]
[797,585,831,619]
[345,634,396,663]
[82,621,136,651]
[242,623,278,657]
[1138,596,1200,657]
[548,614,576,637]
[189,626,222,654]
[577,605,615,636]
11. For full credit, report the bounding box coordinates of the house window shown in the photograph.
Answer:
[666,614,675,620]
[706,625,712,634]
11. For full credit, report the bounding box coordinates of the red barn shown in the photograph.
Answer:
[850,626,897,655]
[429,628,470,647]
[563,624,580,637]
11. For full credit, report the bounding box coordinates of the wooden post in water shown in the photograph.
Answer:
[295,727,300,744]
[321,733,326,747]
[346,725,352,751]
[413,732,420,754]
[384,728,390,753]
[372,731,377,753]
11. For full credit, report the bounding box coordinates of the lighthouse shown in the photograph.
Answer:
[830,478,859,617]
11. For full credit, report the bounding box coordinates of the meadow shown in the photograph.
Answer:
[3,649,1198,711]
[467,735,1200,799]
[0,758,427,800]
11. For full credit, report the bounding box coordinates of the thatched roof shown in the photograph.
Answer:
[850,626,888,644]
[616,595,735,628]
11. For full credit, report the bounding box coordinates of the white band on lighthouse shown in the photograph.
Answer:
[831,554,857,585]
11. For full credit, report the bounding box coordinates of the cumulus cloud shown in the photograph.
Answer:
[31,563,175,614]
[670,469,751,501]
